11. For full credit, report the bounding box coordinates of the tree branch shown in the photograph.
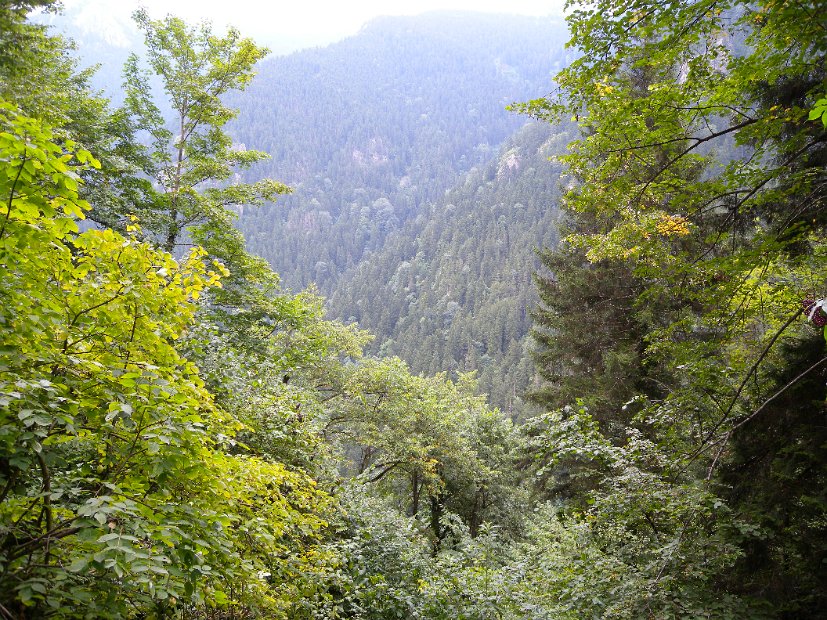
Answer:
[0,150,26,239]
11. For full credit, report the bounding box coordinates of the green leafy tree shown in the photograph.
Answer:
[122,9,289,262]
[0,1,61,94]
[318,358,524,542]
[516,0,827,614]
[0,0,150,230]
[0,103,331,618]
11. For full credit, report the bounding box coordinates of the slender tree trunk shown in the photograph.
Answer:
[411,469,420,516]
[469,489,481,539]
[358,446,373,474]
[165,107,187,253]
[430,493,444,545]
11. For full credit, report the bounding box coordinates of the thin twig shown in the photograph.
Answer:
[0,151,26,239]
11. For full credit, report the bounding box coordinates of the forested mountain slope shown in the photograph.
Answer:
[229,12,569,292]
[36,10,572,415]
[4,1,826,617]
[329,121,570,415]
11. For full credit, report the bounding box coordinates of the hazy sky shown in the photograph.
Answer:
[60,0,567,53]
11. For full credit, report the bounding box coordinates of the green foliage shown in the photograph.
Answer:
[518,0,827,615]
[319,357,525,541]
[0,103,331,618]
[810,96,827,128]
[0,2,171,250]
[294,489,538,620]
[122,9,290,257]
[290,490,434,619]
[519,407,756,618]
[0,2,62,100]
[11,1,827,617]
[186,289,371,473]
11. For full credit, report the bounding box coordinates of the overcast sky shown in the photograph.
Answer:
[60,0,567,53]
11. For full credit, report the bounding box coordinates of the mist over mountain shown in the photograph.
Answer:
[39,8,571,412]
[34,0,342,70]
[223,12,571,412]
[30,2,137,97]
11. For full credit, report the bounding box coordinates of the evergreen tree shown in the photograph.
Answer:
[517,0,827,614]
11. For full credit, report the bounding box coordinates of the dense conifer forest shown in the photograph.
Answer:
[226,12,569,293]
[0,1,825,618]
[328,121,570,414]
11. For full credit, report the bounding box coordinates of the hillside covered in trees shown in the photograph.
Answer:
[1,1,826,619]
[328,121,571,415]
[39,9,573,418]
[227,12,570,293]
